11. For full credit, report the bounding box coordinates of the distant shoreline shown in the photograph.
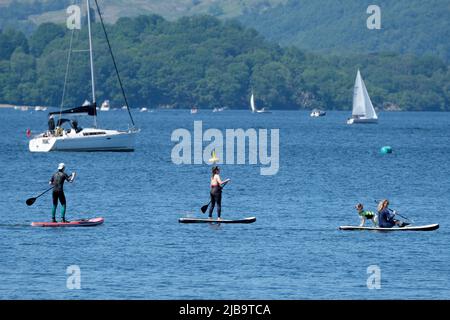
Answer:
[0,103,447,112]
[0,104,51,111]
[0,104,15,108]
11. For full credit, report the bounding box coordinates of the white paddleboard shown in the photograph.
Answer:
[339,224,439,231]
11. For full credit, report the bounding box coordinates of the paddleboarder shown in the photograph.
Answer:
[355,203,377,227]
[209,166,230,220]
[377,199,409,228]
[49,163,75,223]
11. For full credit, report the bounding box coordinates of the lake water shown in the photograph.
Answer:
[0,108,449,299]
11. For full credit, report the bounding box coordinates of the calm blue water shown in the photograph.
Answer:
[0,108,449,299]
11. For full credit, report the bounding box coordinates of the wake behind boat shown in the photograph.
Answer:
[347,69,378,124]
[28,0,138,153]
[339,224,439,232]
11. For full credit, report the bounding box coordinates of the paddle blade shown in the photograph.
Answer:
[26,198,36,206]
[201,204,209,214]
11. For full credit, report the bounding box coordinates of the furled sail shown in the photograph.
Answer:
[48,102,97,117]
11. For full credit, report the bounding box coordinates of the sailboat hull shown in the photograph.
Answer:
[29,128,137,152]
[347,117,378,124]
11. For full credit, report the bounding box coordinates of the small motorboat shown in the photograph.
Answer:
[310,109,326,117]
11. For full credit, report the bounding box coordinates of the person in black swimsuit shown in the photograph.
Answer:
[209,166,230,219]
[49,163,75,223]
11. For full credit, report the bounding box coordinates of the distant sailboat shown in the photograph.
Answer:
[250,92,271,114]
[347,70,378,124]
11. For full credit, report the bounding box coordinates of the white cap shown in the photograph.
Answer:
[58,163,65,170]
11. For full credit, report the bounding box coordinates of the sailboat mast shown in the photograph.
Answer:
[86,0,97,127]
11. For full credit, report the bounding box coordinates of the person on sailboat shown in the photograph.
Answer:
[377,199,409,228]
[49,163,75,223]
[355,203,377,227]
[71,120,82,133]
[209,166,230,220]
[48,116,55,135]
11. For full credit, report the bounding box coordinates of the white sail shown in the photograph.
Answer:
[347,69,378,124]
[249,91,271,113]
[250,92,256,112]
[352,70,377,119]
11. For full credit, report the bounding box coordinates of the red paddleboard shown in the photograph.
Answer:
[31,217,104,227]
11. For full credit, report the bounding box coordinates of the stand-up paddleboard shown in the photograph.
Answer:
[31,217,104,227]
[179,217,256,224]
[339,224,439,232]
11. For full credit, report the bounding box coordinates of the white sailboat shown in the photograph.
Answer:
[250,92,271,114]
[347,69,378,124]
[29,0,138,152]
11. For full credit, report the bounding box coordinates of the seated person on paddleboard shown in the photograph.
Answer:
[377,199,409,228]
[49,163,75,223]
[209,166,230,220]
[355,203,377,227]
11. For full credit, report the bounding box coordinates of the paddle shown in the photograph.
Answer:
[201,180,230,214]
[200,202,211,214]
[26,186,53,206]
[388,209,411,221]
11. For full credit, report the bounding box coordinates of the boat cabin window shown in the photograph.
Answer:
[83,131,106,136]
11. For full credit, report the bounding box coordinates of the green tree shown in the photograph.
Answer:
[29,23,65,57]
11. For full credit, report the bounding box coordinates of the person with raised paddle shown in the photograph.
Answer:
[49,163,75,223]
[377,199,409,228]
[208,166,230,220]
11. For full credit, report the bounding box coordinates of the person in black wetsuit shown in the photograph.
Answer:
[49,163,75,223]
[209,166,230,220]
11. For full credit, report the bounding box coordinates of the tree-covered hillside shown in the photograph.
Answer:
[1,0,449,63]
[0,14,449,110]
[241,0,450,63]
